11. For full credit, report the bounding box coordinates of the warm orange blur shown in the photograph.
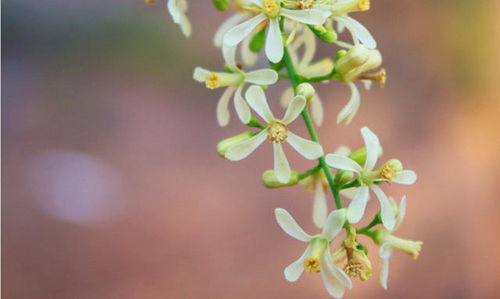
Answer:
[3,1,500,298]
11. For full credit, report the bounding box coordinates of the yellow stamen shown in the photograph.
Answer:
[205,73,220,89]
[358,0,370,11]
[296,0,314,10]
[379,163,396,182]
[304,257,321,273]
[357,68,386,88]
[262,0,281,18]
[267,121,288,143]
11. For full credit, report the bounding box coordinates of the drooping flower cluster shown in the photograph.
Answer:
[146,0,423,297]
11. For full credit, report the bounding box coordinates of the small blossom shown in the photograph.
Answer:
[332,227,373,281]
[374,196,423,289]
[275,208,352,298]
[325,127,417,230]
[224,85,323,183]
[167,0,191,37]
[330,0,376,49]
[223,0,332,63]
[193,46,278,126]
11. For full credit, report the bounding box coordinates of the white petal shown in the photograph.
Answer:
[274,208,312,242]
[380,257,390,290]
[274,142,291,183]
[216,87,237,127]
[214,13,250,47]
[241,34,258,66]
[284,245,311,282]
[265,19,284,63]
[337,82,360,124]
[379,242,394,259]
[393,170,417,185]
[224,130,267,161]
[222,44,238,70]
[361,126,380,171]
[167,0,181,22]
[321,209,346,241]
[245,85,274,122]
[334,145,351,157]
[310,95,324,126]
[245,69,279,85]
[396,195,407,230]
[280,8,329,26]
[281,95,306,125]
[371,185,396,231]
[325,154,362,173]
[325,248,353,289]
[347,186,370,223]
[287,132,323,160]
[313,181,328,228]
[223,13,266,47]
[320,249,351,298]
[233,85,251,124]
[334,16,376,49]
[193,67,210,82]
[297,29,316,68]
[178,14,192,37]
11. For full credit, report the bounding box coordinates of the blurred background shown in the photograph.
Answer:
[3,0,500,298]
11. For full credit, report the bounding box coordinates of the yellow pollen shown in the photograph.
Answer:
[344,262,363,278]
[314,25,327,33]
[296,0,314,10]
[267,121,288,143]
[205,73,220,89]
[304,257,321,273]
[262,0,280,18]
[380,164,396,182]
[358,0,370,11]
[356,68,386,88]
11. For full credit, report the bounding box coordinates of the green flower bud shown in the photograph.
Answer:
[217,132,255,157]
[308,25,338,44]
[212,0,230,11]
[296,83,316,102]
[335,170,355,186]
[249,27,266,53]
[349,146,383,165]
[262,169,299,188]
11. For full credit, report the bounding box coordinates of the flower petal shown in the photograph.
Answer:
[265,19,284,63]
[282,95,306,125]
[234,85,251,124]
[274,208,312,242]
[222,44,238,70]
[214,13,250,47]
[310,95,324,126]
[274,142,291,183]
[337,82,360,124]
[193,67,210,82]
[379,257,390,290]
[245,69,279,85]
[393,170,417,185]
[313,181,328,228]
[286,132,323,160]
[325,247,353,289]
[396,195,407,230]
[346,185,370,223]
[216,87,237,127]
[245,85,274,122]
[280,8,329,26]
[361,126,380,171]
[322,209,346,241]
[371,185,396,231]
[224,130,267,161]
[223,13,266,47]
[320,249,351,298]
[379,242,394,259]
[284,245,311,282]
[241,34,258,66]
[325,154,362,173]
[280,87,294,109]
[334,16,376,49]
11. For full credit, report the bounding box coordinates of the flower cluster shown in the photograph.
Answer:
[146,0,423,297]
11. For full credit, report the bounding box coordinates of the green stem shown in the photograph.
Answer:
[356,213,381,234]
[297,164,322,180]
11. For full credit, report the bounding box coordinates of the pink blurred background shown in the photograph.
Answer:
[3,0,500,298]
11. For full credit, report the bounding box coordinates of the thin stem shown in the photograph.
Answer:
[356,213,381,234]
[297,164,322,180]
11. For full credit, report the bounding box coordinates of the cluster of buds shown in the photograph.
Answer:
[146,0,423,297]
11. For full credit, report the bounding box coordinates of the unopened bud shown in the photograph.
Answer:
[212,0,230,11]
[263,169,299,188]
[348,146,383,165]
[308,25,338,44]
[217,132,254,157]
[249,27,266,53]
[296,83,316,102]
[335,170,355,186]
[335,45,382,82]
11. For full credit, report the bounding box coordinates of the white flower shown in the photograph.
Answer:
[275,208,352,298]
[193,46,278,126]
[325,127,417,230]
[224,85,324,183]
[334,44,382,124]
[330,0,376,49]
[376,196,423,289]
[167,0,191,37]
[280,27,334,126]
[223,0,331,63]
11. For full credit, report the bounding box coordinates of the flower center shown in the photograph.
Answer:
[380,164,396,182]
[358,0,370,11]
[296,0,314,9]
[205,73,220,89]
[303,257,321,272]
[267,121,288,143]
[343,262,363,278]
[262,0,281,18]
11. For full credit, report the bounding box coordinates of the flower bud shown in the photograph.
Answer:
[335,170,355,186]
[335,45,382,82]
[212,0,231,11]
[249,27,266,53]
[348,145,383,165]
[262,169,299,188]
[217,132,255,157]
[374,230,423,259]
[296,83,316,103]
[332,0,370,16]
[308,25,338,44]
